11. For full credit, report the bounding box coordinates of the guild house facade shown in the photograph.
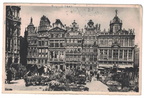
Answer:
[97,10,135,68]
[24,10,136,71]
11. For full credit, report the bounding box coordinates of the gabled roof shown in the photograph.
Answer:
[54,19,64,27]
[40,15,51,24]
[49,26,66,32]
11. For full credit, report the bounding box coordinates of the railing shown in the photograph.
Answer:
[49,58,64,62]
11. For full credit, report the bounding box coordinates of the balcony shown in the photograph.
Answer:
[49,58,64,62]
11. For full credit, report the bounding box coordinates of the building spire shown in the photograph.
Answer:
[30,17,33,24]
[29,17,34,25]
[115,9,118,16]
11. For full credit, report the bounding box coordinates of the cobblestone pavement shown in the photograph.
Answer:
[5,77,109,92]
[85,77,109,92]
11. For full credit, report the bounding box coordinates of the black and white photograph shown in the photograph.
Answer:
[3,3,142,94]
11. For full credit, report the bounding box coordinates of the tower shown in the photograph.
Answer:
[6,6,21,70]
[26,17,37,67]
[110,10,122,33]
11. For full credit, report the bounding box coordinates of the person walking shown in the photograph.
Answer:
[6,68,12,84]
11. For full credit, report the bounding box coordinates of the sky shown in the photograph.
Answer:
[20,4,141,45]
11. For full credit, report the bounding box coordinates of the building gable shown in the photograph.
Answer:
[49,27,66,32]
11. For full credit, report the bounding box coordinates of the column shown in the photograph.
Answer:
[102,49,104,60]
[123,38,125,47]
[112,49,113,60]
[12,54,15,63]
[18,56,20,63]
[132,49,134,61]
[127,49,129,61]
[107,49,109,60]
[128,38,129,47]
[118,49,119,59]
[108,49,110,60]
[53,40,55,47]
[122,49,124,61]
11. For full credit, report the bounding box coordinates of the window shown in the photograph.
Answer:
[60,43,63,47]
[39,41,41,46]
[50,51,53,58]
[90,56,93,61]
[73,39,75,43]
[104,50,107,59]
[101,40,104,45]
[120,39,123,46]
[55,43,59,47]
[129,39,132,46]
[124,50,127,60]
[82,57,86,61]
[119,50,123,59]
[125,38,128,46]
[78,40,81,43]
[128,50,132,59]
[55,34,58,38]
[109,50,112,58]
[113,50,118,60]
[78,48,81,52]
[100,49,103,59]
[62,34,64,38]
[51,34,53,38]
[94,58,97,61]
[50,43,54,47]
[45,60,47,64]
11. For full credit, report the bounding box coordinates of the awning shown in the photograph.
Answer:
[99,64,133,69]
[99,64,113,68]
[118,65,133,68]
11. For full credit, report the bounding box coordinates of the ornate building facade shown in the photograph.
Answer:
[48,19,66,70]
[82,20,100,71]
[37,15,50,68]
[97,10,135,68]
[25,18,37,66]
[6,6,21,69]
[65,20,83,69]
[24,10,136,71]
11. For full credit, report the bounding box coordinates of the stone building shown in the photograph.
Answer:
[25,18,38,67]
[134,45,139,68]
[48,19,66,70]
[82,20,100,71]
[65,20,83,69]
[37,15,50,68]
[5,6,21,69]
[24,10,136,72]
[97,10,135,68]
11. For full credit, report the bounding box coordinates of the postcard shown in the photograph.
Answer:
[2,3,142,95]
